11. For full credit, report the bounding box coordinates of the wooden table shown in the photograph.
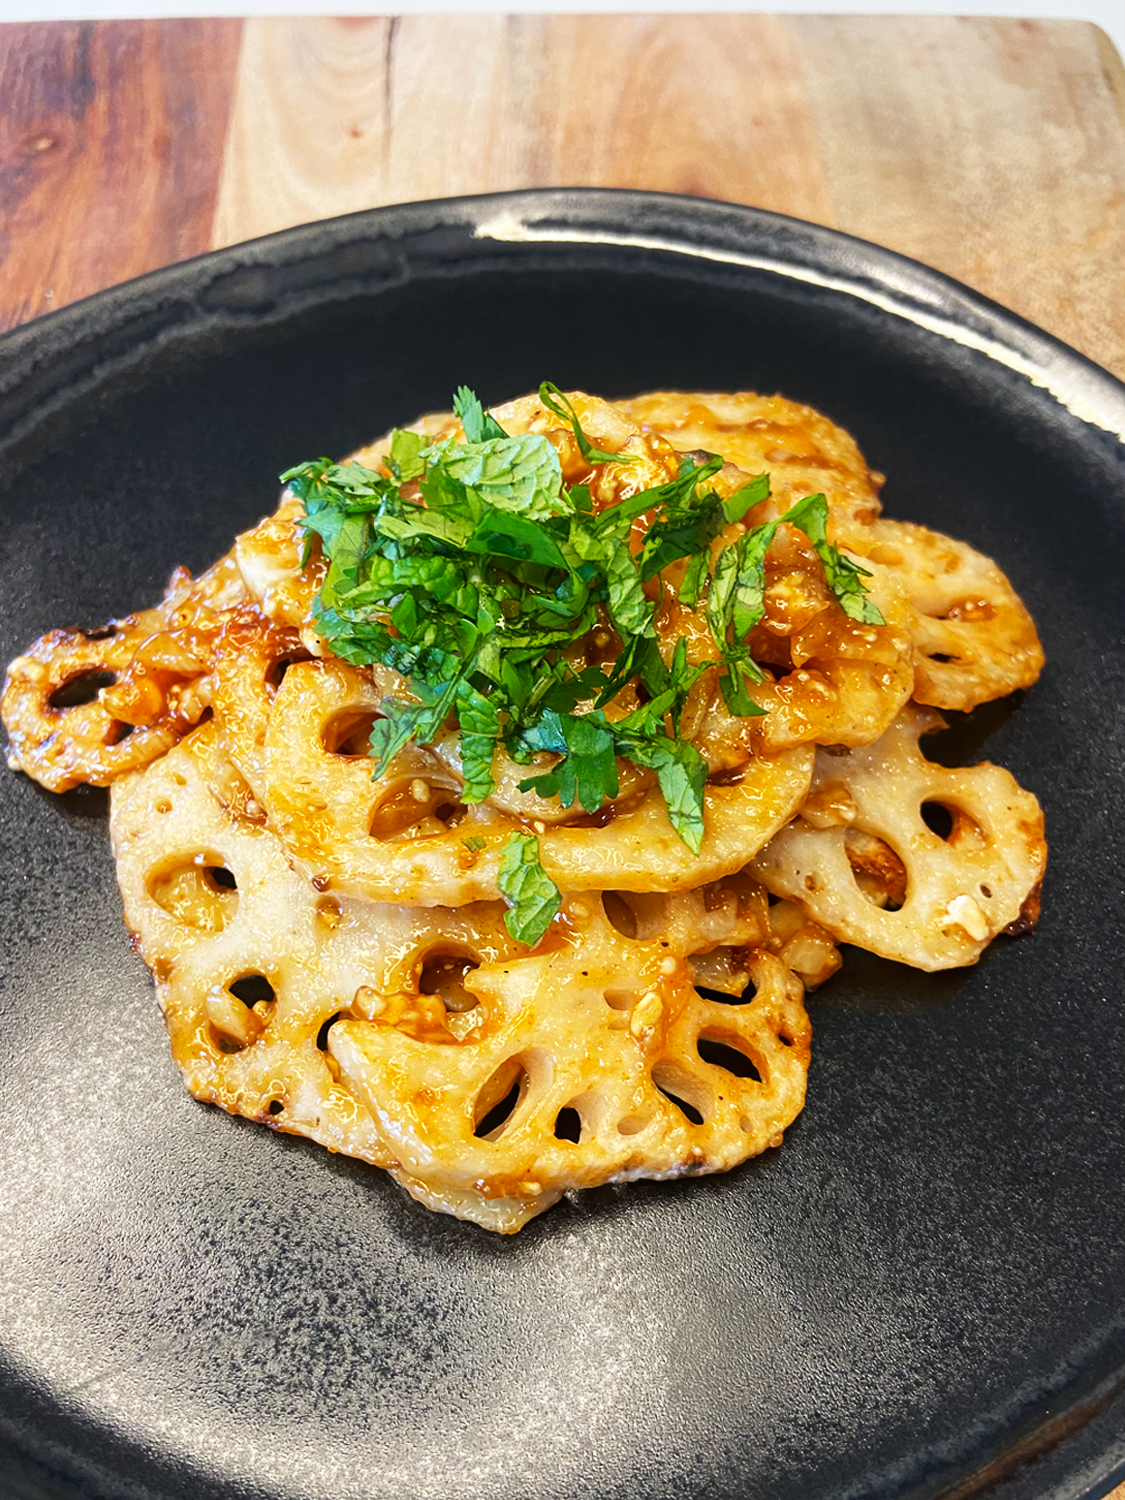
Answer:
[2,17,1125,1500]
[1,15,1125,384]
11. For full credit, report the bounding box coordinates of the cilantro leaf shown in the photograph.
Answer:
[517,709,620,812]
[453,386,507,444]
[498,832,561,946]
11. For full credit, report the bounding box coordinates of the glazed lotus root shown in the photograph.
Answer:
[113,718,812,1227]
[4,381,1049,1233]
[844,519,1044,711]
[213,610,816,905]
[621,395,1044,715]
[329,876,811,1201]
[2,554,247,791]
[751,706,1046,969]
[111,718,556,1232]
[617,390,885,539]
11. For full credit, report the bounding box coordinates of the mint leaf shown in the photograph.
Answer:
[566,524,652,641]
[389,429,428,482]
[423,433,564,519]
[780,493,885,625]
[538,382,637,466]
[498,832,561,946]
[723,472,771,524]
[456,682,500,802]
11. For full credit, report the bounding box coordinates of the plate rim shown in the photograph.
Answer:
[2,188,1124,452]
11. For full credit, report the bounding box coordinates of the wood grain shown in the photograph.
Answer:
[0,18,242,331]
[209,14,1125,381]
[2,14,1125,382]
[211,15,835,246]
[788,16,1125,383]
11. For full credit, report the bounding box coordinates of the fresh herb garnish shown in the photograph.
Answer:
[538,383,638,467]
[284,385,884,937]
[497,832,562,945]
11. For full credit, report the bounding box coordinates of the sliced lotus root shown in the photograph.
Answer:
[675,539,917,763]
[616,389,885,537]
[328,889,811,1201]
[751,706,1046,969]
[2,554,247,792]
[844,519,1044,710]
[601,876,841,994]
[233,493,324,633]
[111,720,809,1226]
[228,646,813,906]
[110,719,552,1233]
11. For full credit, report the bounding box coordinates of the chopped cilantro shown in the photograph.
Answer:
[285,384,885,855]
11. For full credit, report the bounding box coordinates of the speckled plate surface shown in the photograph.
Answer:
[2,189,1125,1500]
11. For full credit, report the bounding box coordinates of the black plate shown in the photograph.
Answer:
[2,189,1125,1500]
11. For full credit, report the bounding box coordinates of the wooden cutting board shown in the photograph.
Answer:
[1,15,1125,383]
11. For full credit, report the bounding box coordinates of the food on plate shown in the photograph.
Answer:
[2,383,1046,1232]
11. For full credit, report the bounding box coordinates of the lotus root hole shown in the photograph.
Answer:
[267,1099,284,1116]
[48,670,116,709]
[266,653,313,694]
[604,988,633,1011]
[601,891,638,938]
[316,1010,353,1051]
[473,1060,527,1140]
[148,854,239,931]
[920,801,955,839]
[651,1063,706,1125]
[697,1033,764,1083]
[230,973,276,1007]
[845,830,908,911]
[554,1106,582,1143]
[418,951,480,1012]
[921,800,986,851]
[369,784,463,840]
[617,1115,646,1137]
[321,709,380,757]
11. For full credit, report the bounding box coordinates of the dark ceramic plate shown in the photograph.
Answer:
[2,190,1125,1500]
